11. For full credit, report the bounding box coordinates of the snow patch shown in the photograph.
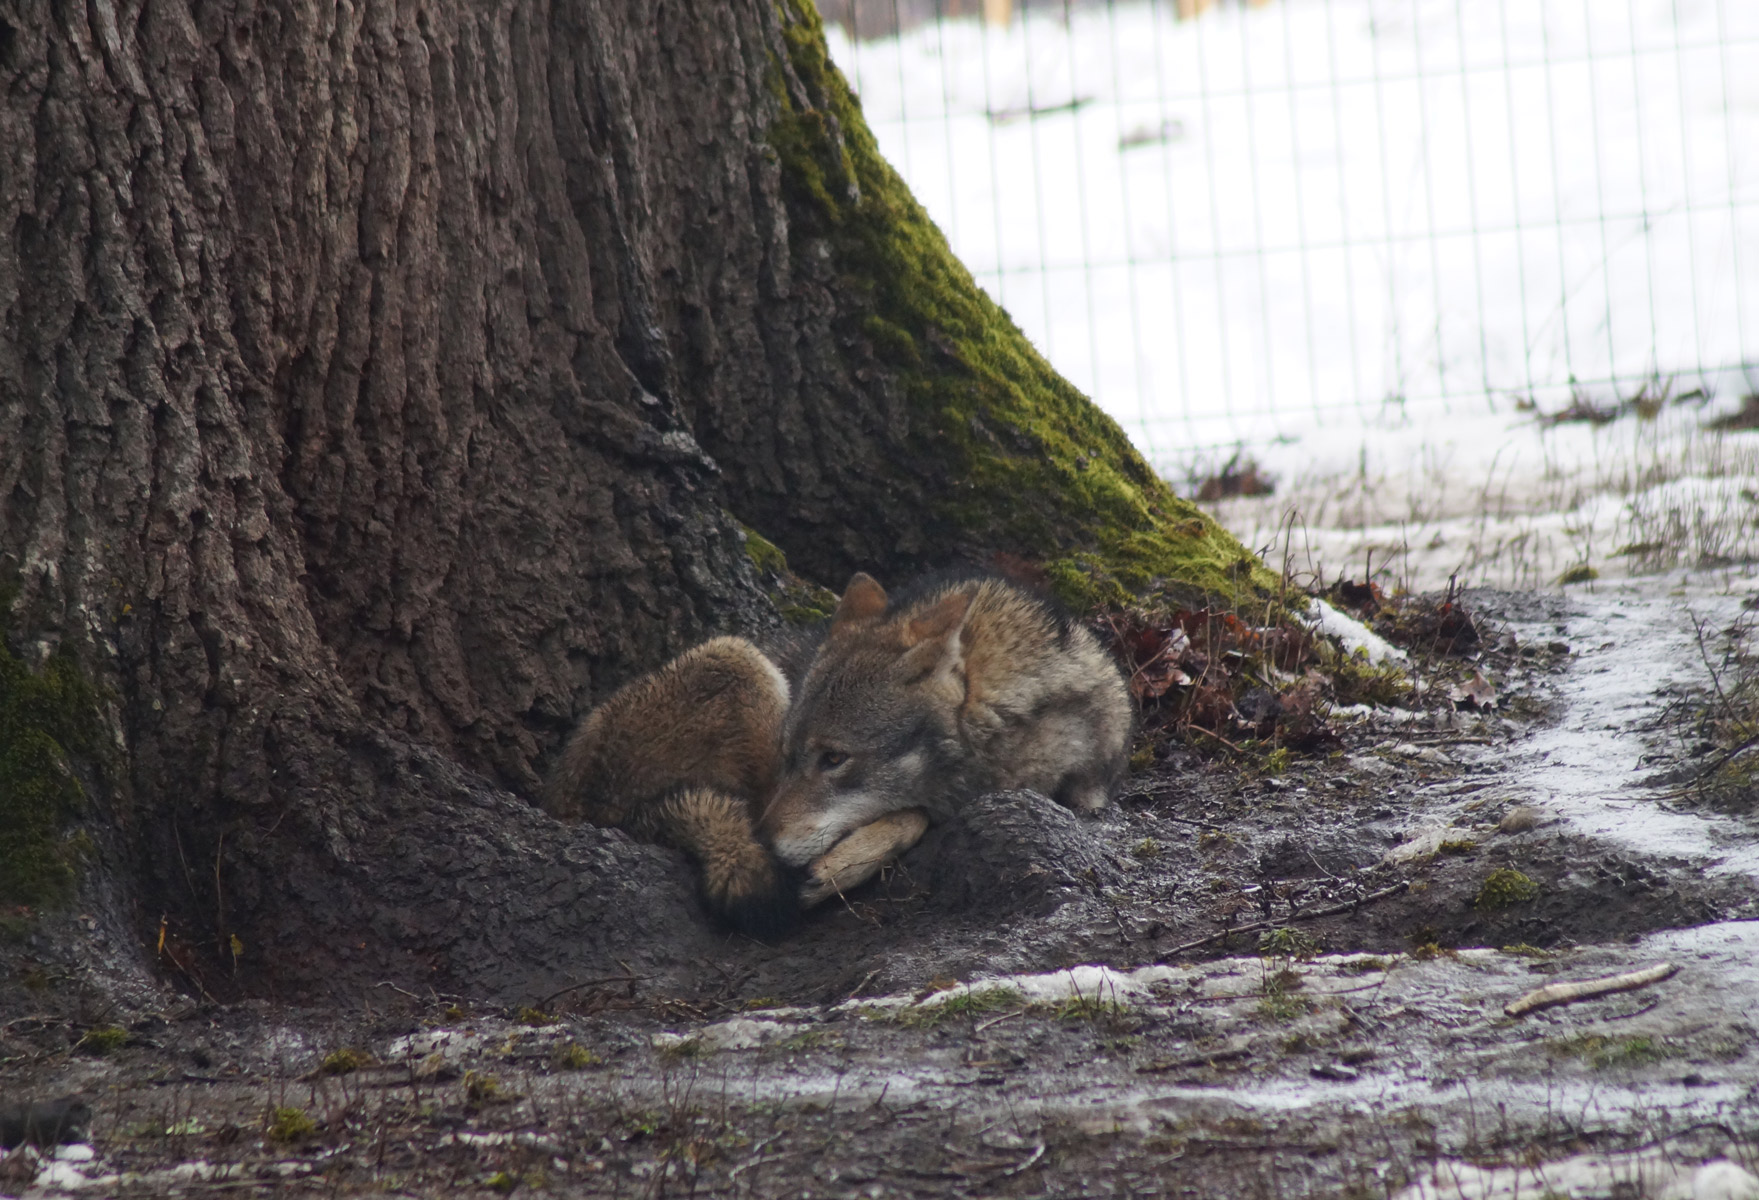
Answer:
[652,1017,809,1053]
[1305,599,1407,666]
[898,964,1184,1013]
[1396,1152,1759,1200]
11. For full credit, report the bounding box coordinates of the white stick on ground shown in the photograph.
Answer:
[1504,962,1679,1018]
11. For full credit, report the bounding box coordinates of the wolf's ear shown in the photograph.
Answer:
[899,592,972,688]
[902,592,971,646]
[832,573,889,629]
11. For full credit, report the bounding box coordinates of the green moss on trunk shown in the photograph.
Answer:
[768,1,1276,610]
[0,622,107,907]
[740,525,839,624]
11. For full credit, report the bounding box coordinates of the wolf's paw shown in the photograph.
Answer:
[703,855,800,941]
[656,787,800,940]
[801,808,930,908]
[700,844,805,936]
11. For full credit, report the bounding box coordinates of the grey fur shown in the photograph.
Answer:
[761,574,1132,868]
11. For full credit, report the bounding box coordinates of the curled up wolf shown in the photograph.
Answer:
[542,573,1134,937]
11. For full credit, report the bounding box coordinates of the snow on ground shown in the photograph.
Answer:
[826,0,1759,589]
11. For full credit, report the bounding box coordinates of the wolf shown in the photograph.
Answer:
[542,636,797,937]
[760,573,1133,883]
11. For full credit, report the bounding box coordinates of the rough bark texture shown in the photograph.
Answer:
[0,1,1257,1001]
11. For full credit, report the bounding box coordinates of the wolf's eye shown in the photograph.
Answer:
[818,750,849,771]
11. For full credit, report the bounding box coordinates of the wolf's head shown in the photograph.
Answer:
[760,574,978,867]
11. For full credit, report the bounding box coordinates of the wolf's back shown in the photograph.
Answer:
[953,579,1132,810]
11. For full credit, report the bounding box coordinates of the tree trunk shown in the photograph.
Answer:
[0,0,1259,1002]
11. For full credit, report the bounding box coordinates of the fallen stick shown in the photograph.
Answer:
[537,972,654,1009]
[1503,962,1678,1018]
[972,1009,1026,1034]
[1156,881,1409,962]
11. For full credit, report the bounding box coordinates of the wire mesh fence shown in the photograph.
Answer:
[821,0,1759,479]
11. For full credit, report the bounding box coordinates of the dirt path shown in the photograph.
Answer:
[5,578,1759,1197]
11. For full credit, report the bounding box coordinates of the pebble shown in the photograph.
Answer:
[1498,805,1542,833]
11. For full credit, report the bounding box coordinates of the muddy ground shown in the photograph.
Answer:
[4,579,1759,1198]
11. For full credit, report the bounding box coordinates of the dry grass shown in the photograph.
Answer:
[1198,404,1759,594]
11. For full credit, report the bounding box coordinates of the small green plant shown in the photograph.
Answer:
[1256,992,1315,1023]
[318,1047,371,1076]
[1045,995,1133,1025]
[1437,838,1479,855]
[1264,746,1291,776]
[77,1026,127,1055]
[441,1004,467,1022]
[1322,644,1411,707]
[486,1170,519,1193]
[1257,927,1319,963]
[267,1107,317,1144]
[895,986,1023,1028]
[1499,943,1553,959]
[462,1070,506,1104]
[1475,868,1540,910]
[622,1109,665,1138]
[778,1029,839,1053]
[1338,956,1389,974]
[1262,967,1306,995]
[1408,931,1457,960]
[1546,1033,1671,1069]
[657,1036,709,1061]
[515,1006,553,1027]
[1557,563,1599,585]
[1132,836,1162,860]
[554,1042,601,1069]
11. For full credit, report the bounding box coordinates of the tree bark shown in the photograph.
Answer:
[0,0,1257,1001]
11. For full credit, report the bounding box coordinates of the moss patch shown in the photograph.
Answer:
[739,523,839,624]
[1475,868,1540,911]
[554,1042,603,1069]
[767,1,1276,611]
[1545,1033,1673,1070]
[741,527,790,577]
[266,1107,316,1144]
[0,617,108,909]
[318,1048,372,1076]
[77,1025,128,1055]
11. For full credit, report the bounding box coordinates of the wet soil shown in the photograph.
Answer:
[5,578,1759,1197]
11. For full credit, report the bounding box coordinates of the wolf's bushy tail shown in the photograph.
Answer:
[651,789,797,939]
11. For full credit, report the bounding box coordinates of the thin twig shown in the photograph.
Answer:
[1156,881,1409,962]
[373,981,423,1001]
[1001,1143,1046,1176]
[843,970,882,1004]
[1651,731,1759,797]
[537,973,653,1009]
[1135,1047,1251,1074]
[972,1009,1026,1034]
[1187,726,1247,755]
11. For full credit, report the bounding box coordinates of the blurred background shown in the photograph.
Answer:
[820,0,1759,589]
